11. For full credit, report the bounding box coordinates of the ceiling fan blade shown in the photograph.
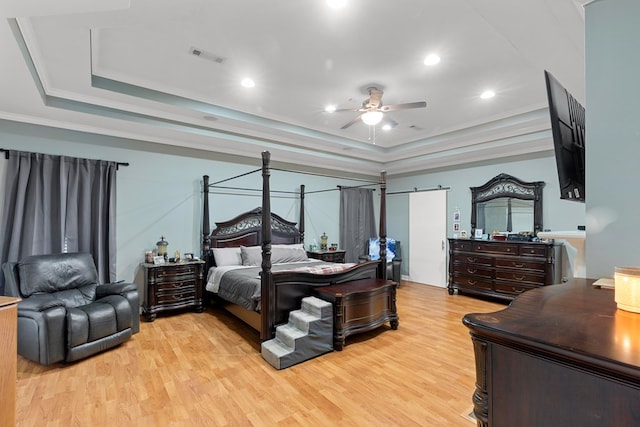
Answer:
[380,101,427,112]
[333,107,364,113]
[341,113,364,129]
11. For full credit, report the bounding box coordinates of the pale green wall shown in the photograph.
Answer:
[386,152,586,276]
[1,118,587,281]
[0,120,351,283]
[584,0,640,278]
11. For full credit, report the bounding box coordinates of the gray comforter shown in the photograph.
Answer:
[216,261,335,311]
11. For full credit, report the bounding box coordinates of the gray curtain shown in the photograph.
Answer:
[339,188,376,263]
[0,150,117,293]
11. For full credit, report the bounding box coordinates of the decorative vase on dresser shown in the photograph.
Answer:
[448,238,562,301]
[141,260,205,321]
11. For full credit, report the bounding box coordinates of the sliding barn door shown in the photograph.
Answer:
[409,190,447,287]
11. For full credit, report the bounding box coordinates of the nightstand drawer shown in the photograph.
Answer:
[156,288,196,305]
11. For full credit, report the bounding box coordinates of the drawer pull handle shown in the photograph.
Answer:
[467,268,477,274]
[513,274,524,281]
[468,280,477,285]
[513,263,524,268]
[467,257,477,263]
[530,250,535,253]
[506,248,511,252]
[512,287,525,293]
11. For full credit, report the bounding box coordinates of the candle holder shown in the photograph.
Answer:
[615,267,640,313]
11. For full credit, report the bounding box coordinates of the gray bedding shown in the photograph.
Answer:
[216,261,335,311]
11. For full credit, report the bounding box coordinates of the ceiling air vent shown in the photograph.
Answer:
[189,47,225,64]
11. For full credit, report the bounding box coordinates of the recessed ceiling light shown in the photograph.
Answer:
[424,54,441,66]
[382,124,392,131]
[480,90,495,99]
[327,0,347,9]
[324,105,337,113]
[241,78,255,88]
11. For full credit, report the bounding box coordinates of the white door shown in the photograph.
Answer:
[409,190,447,287]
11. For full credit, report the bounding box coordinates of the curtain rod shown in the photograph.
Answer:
[387,185,451,195]
[0,148,129,168]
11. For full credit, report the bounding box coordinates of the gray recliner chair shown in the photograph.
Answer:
[2,252,140,365]
[359,238,402,284]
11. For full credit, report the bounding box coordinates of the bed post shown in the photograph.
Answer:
[202,175,210,260]
[260,151,274,341]
[379,171,388,281]
[299,184,305,245]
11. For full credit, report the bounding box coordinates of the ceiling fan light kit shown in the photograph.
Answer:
[338,86,427,129]
[361,110,384,126]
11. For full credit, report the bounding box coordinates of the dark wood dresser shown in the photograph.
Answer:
[315,278,398,350]
[307,250,346,263]
[142,260,205,321]
[448,238,562,301]
[0,296,19,427]
[463,279,640,427]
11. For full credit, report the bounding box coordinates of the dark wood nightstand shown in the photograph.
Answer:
[141,260,205,321]
[315,278,398,350]
[307,250,346,263]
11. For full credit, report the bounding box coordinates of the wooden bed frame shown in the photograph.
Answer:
[201,151,388,341]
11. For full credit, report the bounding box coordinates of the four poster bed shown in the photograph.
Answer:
[201,151,390,342]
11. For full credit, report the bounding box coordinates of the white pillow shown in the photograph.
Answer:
[212,247,242,266]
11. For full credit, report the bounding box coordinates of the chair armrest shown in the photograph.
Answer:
[97,282,140,334]
[18,295,66,312]
[96,282,138,298]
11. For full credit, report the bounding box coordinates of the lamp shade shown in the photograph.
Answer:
[615,267,640,313]
[361,110,383,126]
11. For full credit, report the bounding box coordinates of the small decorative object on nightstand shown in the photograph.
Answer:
[156,236,169,260]
[141,260,205,321]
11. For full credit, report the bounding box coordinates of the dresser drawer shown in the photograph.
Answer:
[495,257,546,272]
[519,245,548,258]
[452,277,494,292]
[495,270,546,285]
[451,240,473,251]
[472,242,518,255]
[453,265,493,280]
[493,280,537,297]
[452,254,494,267]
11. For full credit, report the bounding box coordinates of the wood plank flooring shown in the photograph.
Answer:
[15,282,504,427]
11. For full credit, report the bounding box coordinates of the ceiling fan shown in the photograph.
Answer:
[337,86,427,129]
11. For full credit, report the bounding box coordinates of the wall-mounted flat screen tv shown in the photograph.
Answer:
[544,70,586,202]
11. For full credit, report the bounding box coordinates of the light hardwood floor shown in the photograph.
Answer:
[15,282,504,427]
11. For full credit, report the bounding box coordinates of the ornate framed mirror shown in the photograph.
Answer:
[470,173,544,236]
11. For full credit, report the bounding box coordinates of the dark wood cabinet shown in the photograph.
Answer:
[448,238,562,301]
[307,250,346,263]
[315,278,398,350]
[142,260,205,321]
[0,297,19,426]
[463,279,640,427]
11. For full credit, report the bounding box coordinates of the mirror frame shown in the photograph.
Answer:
[470,173,545,236]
